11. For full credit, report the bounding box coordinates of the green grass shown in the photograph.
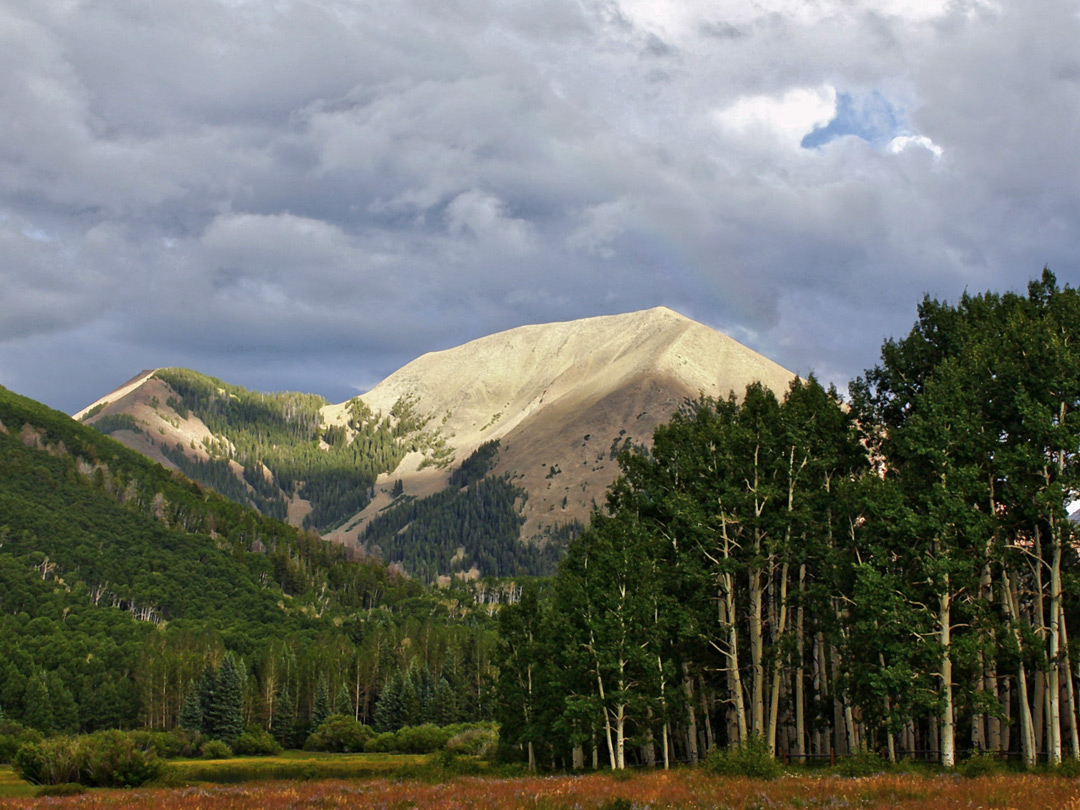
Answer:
[0,765,35,798]
[164,751,479,784]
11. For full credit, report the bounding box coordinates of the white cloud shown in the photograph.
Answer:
[887,134,944,158]
[715,86,838,148]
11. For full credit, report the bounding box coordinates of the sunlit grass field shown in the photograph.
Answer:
[4,763,1080,809]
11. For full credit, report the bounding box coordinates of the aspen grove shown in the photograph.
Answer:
[496,270,1080,770]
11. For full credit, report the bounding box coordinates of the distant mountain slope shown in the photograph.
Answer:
[75,308,795,578]
[342,307,794,546]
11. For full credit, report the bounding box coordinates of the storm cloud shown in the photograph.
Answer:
[2,0,1077,412]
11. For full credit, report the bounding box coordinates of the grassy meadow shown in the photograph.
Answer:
[4,760,1080,809]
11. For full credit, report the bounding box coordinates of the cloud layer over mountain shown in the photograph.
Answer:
[2,0,1078,412]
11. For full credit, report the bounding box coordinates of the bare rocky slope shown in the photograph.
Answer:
[75,307,795,561]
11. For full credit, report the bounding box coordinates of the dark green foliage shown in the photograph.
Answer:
[310,676,331,731]
[363,475,559,579]
[91,414,144,436]
[704,735,782,780]
[0,720,42,765]
[449,440,500,488]
[232,726,283,756]
[394,723,452,753]
[201,654,244,742]
[303,714,373,753]
[178,688,203,733]
[200,739,232,759]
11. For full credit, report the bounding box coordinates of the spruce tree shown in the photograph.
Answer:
[179,686,203,733]
[215,653,245,742]
[311,676,331,730]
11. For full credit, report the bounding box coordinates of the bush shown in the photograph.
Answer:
[201,739,233,759]
[233,726,283,756]
[14,736,82,786]
[834,747,888,778]
[13,732,162,788]
[446,726,498,758]
[0,720,43,764]
[364,731,398,753]
[79,730,164,788]
[303,715,373,753]
[1056,757,1080,778]
[128,730,196,759]
[958,751,1006,778]
[394,724,452,754]
[704,735,782,780]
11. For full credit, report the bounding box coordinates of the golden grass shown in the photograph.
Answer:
[1,768,1080,809]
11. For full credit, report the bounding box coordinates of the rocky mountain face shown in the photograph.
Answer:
[75,307,794,578]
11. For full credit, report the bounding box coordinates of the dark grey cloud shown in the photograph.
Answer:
[2,0,1079,414]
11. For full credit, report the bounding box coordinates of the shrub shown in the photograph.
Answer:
[14,736,82,786]
[395,724,452,754]
[446,726,499,759]
[703,735,782,780]
[364,731,398,753]
[128,730,195,759]
[303,715,373,753]
[233,726,283,756]
[958,751,1006,778]
[14,731,162,788]
[834,747,888,778]
[79,730,164,788]
[1056,757,1080,778]
[0,720,43,764]
[201,739,233,759]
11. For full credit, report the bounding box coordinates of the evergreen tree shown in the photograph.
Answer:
[373,672,404,732]
[214,653,245,742]
[22,672,53,734]
[178,685,203,733]
[311,676,330,730]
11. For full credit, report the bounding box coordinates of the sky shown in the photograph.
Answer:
[3,0,1080,415]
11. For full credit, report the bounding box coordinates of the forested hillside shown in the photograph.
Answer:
[362,442,566,579]
[0,385,505,742]
[86,368,452,533]
[497,271,1080,771]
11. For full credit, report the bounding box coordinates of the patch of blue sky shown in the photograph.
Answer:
[801,90,909,150]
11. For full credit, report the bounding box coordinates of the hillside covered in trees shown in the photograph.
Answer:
[497,271,1080,771]
[0,385,507,743]
[87,368,451,533]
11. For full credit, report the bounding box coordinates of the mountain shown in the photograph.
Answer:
[75,307,795,578]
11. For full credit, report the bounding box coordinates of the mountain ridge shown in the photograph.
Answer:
[74,307,796,577]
